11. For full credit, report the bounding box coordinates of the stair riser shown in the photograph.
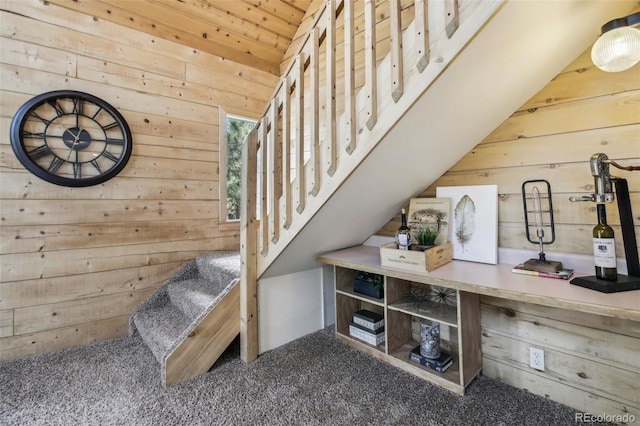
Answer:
[132,306,192,363]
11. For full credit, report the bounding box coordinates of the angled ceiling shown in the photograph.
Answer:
[45,0,314,75]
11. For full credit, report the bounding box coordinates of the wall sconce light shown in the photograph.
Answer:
[591,11,640,72]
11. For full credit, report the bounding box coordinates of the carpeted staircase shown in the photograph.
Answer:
[129,251,241,386]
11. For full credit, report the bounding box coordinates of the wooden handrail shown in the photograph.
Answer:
[240,0,503,363]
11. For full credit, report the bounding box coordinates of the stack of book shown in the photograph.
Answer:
[349,309,385,346]
[511,264,574,280]
[408,345,454,373]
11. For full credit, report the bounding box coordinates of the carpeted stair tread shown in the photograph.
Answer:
[166,278,219,321]
[128,251,241,385]
[131,303,193,363]
[196,251,240,285]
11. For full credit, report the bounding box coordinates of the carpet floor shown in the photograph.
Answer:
[0,327,609,426]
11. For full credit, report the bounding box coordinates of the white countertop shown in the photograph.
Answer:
[317,245,640,321]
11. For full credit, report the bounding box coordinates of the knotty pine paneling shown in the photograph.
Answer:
[2,237,235,285]
[0,173,217,201]
[0,310,12,338]
[13,289,156,335]
[1,219,217,253]
[0,263,184,310]
[0,1,270,360]
[1,200,219,226]
[1,316,131,361]
[484,91,639,143]
[523,49,640,109]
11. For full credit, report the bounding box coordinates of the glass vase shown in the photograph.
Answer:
[420,320,441,359]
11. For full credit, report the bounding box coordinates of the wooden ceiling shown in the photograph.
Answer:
[46,0,315,75]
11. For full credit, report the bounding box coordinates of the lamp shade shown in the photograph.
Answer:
[591,27,640,72]
[591,11,640,73]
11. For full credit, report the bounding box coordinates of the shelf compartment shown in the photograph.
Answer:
[336,288,385,307]
[388,299,457,328]
[388,341,461,389]
[336,326,385,355]
[386,276,457,327]
[335,292,386,355]
[335,266,385,307]
[387,309,461,386]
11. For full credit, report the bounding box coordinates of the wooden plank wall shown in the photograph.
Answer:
[377,45,640,416]
[482,296,640,420]
[0,0,277,361]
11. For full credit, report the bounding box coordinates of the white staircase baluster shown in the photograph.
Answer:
[364,0,377,130]
[295,54,306,214]
[344,0,356,155]
[415,0,430,73]
[325,0,337,176]
[309,27,321,197]
[269,98,281,244]
[445,0,460,38]
[282,76,293,230]
[390,0,403,103]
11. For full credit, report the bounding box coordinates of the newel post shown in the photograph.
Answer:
[240,128,259,362]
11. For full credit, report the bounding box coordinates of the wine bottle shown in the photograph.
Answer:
[593,203,617,281]
[396,209,412,251]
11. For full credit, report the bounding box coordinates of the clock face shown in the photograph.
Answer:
[10,90,132,187]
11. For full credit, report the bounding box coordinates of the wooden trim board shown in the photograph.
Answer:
[164,281,240,386]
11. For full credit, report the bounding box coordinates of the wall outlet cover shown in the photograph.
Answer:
[530,347,545,371]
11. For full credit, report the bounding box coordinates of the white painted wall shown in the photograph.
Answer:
[322,265,335,327]
[257,267,326,353]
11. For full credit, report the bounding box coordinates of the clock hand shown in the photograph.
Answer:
[65,128,85,162]
[67,128,81,141]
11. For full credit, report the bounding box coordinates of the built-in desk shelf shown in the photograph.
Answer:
[318,244,640,396]
[322,249,482,395]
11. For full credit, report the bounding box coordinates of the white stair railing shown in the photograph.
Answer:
[240,0,502,362]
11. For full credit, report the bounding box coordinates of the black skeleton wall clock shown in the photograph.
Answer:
[10,90,132,187]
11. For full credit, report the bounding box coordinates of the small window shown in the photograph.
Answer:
[220,108,255,221]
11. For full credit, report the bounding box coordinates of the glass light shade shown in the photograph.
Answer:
[591,26,640,72]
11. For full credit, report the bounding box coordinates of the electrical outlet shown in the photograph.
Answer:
[530,347,545,371]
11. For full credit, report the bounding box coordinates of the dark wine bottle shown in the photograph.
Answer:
[593,203,617,281]
[396,209,412,251]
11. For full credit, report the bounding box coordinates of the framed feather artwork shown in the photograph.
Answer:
[436,185,498,264]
